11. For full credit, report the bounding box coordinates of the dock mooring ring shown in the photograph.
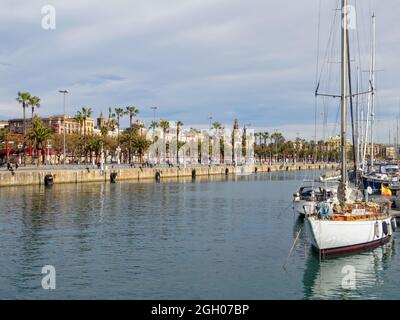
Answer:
[155,171,161,181]
[191,169,196,179]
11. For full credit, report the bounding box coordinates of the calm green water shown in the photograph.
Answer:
[0,171,399,300]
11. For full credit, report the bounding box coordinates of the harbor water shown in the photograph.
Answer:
[0,171,399,299]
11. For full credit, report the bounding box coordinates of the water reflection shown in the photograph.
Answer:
[1,170,398,299]
[303,241,395,300]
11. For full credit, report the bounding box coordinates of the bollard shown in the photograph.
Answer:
[44,174,54,187]
[110,172,118,183]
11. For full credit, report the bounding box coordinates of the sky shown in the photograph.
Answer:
[1,0,400,142]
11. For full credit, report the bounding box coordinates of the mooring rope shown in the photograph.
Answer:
[282,227,303,270]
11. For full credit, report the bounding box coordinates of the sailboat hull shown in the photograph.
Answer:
[306,216,393,255]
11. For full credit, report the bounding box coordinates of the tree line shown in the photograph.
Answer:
[254,132,341,163]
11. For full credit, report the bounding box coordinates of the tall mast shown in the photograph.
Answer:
[356,67,360,168]
[339,0,348,205]
[396,100,400,164]
[370,14,376,169]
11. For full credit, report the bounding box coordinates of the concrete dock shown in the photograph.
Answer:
[0,163,339,188]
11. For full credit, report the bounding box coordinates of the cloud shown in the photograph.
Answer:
[0,0,399,143]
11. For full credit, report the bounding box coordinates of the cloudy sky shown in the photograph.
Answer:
[1,0,399,142]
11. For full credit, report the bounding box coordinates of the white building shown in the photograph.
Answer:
[0,120,8,129]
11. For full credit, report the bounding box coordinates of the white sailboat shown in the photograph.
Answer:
[306,1,396,256]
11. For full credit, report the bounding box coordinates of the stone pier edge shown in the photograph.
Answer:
[0,163,340,187]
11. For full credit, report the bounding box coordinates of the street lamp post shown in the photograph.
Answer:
[244,124,251,133]
[59,90,69,164]
[151,107,158,123]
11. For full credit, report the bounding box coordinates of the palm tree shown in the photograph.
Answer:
[262,132,269,146]
[121,127,135,163]
[74,112,84,135]
[16,91,32,164]
[100,125,109,137]
[115,107,126,145]
[133,134,153,165]
[149,121,159,131]
[81,107,93,137]
[271,132,285,162]
[148,121,160,147]
[126,106,139,129]
[108,118,117,132]
[159,119,170,136]
[26,95,40,158]
[74,111,85,161]
[29,96,41,122]
[176,121,184,163]
[0,127,10,144]
[159,119,170,163]
[29,116,53,166]
[254,133,260,146]
[212,121,222,131]
[108,107,113,122]
[16,91,31,138]
[86,136,103,164]
[211,122,224,163]
[138,122,146,136]
[108,107,115,129]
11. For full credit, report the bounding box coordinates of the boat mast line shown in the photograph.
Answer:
[347,26,359,188]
